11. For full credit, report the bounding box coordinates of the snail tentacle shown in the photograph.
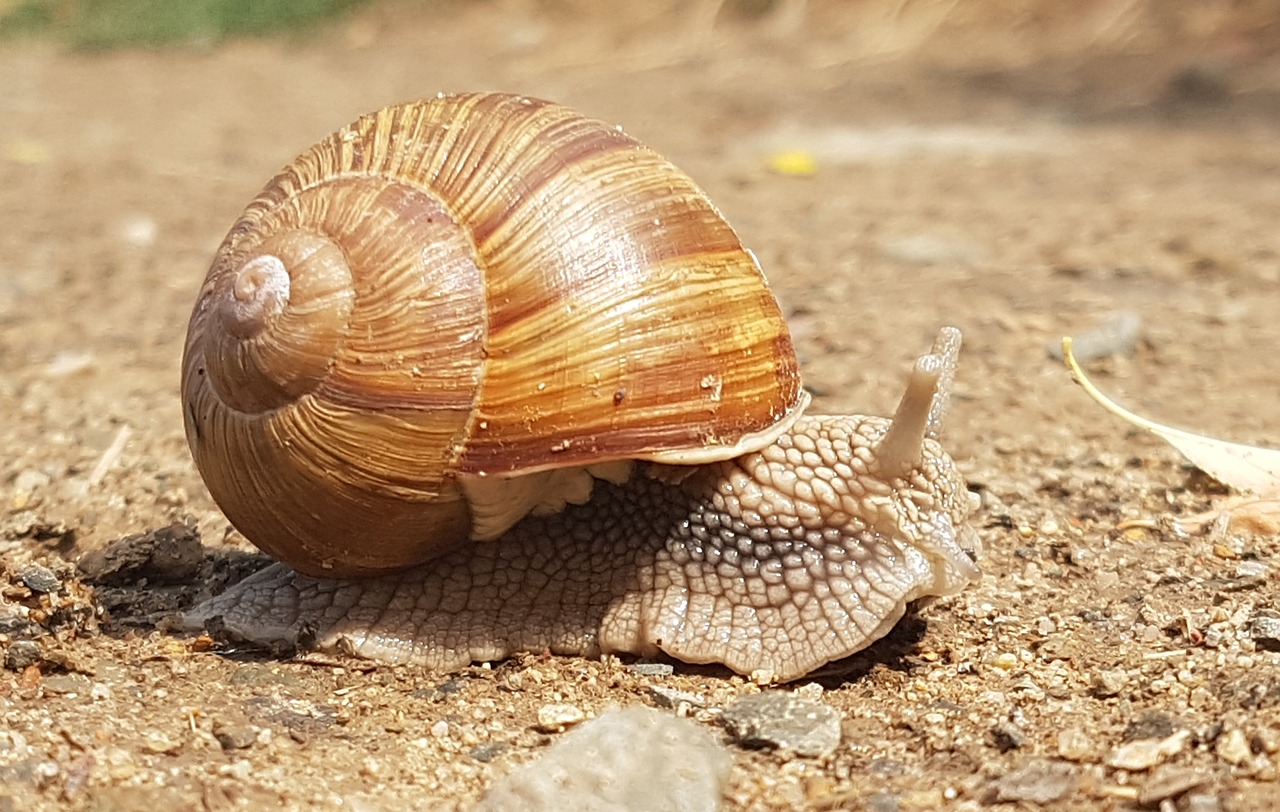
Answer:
[873,326,962,478]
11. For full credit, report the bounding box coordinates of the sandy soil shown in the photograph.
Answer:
[2,2,1280,809]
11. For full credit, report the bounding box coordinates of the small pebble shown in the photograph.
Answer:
[1124,711,1178,741]
[220,759,252,781]
[1056,728,1095,761]
[1248,611,1280,652]
[990,722,1027,752]
[1215,728,1252,766]
[41,673,92,696]
[991,652,1019,671]
[988,760,1079,804]
[867,758,908,776]
[629,662,675,677]
[156,486,188,507]
[18,563,60,594]
[4,640,43,671]
[536,703,587,733]
[720,691,842,758]
[1107,731,1189,771]
[865,792,901,812]
[1069,547,1096,568]
[1213,543,1240,560]
[1137,766,1209,806]
[649,685,707,710]
[1257,728,1280,755]
[1091,669,1127,697]
[12,470,51,508]
[213,720,258,751]
[1184,793,1224,812]
[42,352,94,378]
[14,468,52,492]
[1221,562,1269,592]
[468,742,508,763]
[141,732,182,755]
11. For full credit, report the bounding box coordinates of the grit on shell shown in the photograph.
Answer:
[2,2,1280,810]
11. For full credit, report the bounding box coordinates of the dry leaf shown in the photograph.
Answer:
[1061,337,1280,495]
[1175,497,1280,536]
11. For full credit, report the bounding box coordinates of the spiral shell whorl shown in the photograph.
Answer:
[222,254,288,340]
[203,229,354,414]
[183,171,487,574]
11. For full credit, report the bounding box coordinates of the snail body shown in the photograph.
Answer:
[181,93,980,681]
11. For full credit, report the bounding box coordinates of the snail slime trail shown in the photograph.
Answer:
[180,92,981,681]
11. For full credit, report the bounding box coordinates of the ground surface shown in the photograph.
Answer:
[2,2,1280,810]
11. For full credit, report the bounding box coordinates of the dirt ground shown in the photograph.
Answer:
[3,1,1280,809]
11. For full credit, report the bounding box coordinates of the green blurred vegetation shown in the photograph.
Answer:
[0,0,368,49]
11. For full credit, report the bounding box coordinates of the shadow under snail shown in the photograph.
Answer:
[179,92,981,682]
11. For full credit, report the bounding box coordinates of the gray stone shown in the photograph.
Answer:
[648,685,706,709]
[77,523,202,586]
[990,722,1027,752]
[1090,669,1127,697]
[1123,711,1178,742]
[17,564,59,594]
[1107,731,1190,771]
[1184,792,1224,812]
[866,792,901,812]
[1249,610,1280,651]
[41,674,92,696]
[988,760,1079,805]
[1137,767,1209,806]
[719,691,842,758]
[628,663,674,677]
[468,742,508,763]
[212,719,258,751]
[477,706,730,812]
[4,640,42,671]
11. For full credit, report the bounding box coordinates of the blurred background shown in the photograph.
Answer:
[2,0,1279,114]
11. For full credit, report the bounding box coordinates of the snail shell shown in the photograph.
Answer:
[181,92,807,576]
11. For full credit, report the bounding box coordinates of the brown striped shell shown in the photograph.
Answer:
[181,92,806,576]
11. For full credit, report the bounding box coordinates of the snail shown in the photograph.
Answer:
[179,92,981,682]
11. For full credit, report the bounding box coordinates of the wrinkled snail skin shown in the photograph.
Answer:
[183,410,979,683]
[180,92,981,681]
